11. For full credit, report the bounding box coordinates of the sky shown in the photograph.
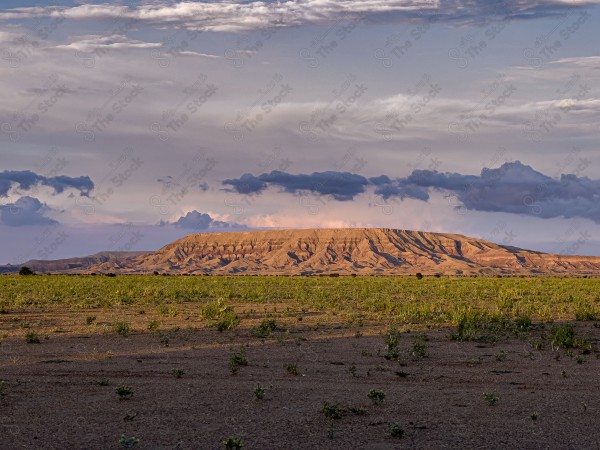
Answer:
[1,0,600,264]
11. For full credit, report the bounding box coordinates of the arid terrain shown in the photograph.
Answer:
[1,275,599,449]
[4,229,600,276]
[1,306,599,449]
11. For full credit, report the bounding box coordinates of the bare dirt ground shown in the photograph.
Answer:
[1,306,599,450]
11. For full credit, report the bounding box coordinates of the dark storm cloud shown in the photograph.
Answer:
[223,170,370,201]
[0,170,94,197]
[223,161,600,223]
[0,196,57,226]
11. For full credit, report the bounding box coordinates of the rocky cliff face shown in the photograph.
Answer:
[87,228,600,275]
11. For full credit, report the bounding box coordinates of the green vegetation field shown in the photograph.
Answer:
[1,275,599,326]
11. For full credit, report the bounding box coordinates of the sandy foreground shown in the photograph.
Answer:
[1,307,599,450]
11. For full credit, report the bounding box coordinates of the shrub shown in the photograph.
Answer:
[115,384,134,399]
[25,332,41,344]
[215,312,240,332]
[483,392,499,406]
[384,326,401,360]
[223,437,244,449]
[147,320,159,331]
[321,402,343,438]
[201,299,233,320]
[113,320,131,337]
[230,348,248,375]
[551,324,575,349]
[254,384,266,399]
[389,422,404,438]
[410,334,428,359]
[0,380,7,398]
[86,316,96,325]
[415,273,423,280]
[251,318,280,338]
[119,435,139,448]
[172,368,185,378]
[321,402,343,421]
[19,266,34,275]
[284,363,299,376]
[367,389,385,404]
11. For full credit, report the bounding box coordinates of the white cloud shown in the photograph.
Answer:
[0,1,597,32]
[53,34,162,52]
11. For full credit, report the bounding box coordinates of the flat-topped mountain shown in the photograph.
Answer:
[87,228,600,276]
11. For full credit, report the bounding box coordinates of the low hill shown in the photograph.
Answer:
[0,251,150,274]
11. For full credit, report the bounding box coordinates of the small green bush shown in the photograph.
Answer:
[230,348,248,375]
[119,434,139,448]
[172,368,185,378]
[254,384,266,399]
[113,320,130,337]
[284,363,299,376]
[384,326,401,360]
[483,391,499,406]
[25,332,41,344]
[367,389,385,404]
[115,384,134,399]
[551,324,575,349]
[389,422,404,438]
[251,318,280,338]
[223,437,244,449]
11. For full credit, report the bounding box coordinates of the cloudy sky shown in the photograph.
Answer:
[1,0,600,264]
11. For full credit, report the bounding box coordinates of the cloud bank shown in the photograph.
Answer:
[0,170,94,197]
[0,1,597,32]
[0,196,57,226]
[223,161,600,223]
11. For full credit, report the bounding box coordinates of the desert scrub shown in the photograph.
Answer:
[389,422,404,438]
[119,435,139,448]
[254,384,267,399]
[147,320,159,331]
[483,392,499,406]
[383,326,401,360]
[201,299,233,320]
[410,333,428,359]
[215,312,240,332]
[367,389,385,405]
[321,402,344,438]
[0,380,7,398]
[223,437,244,449]
[284,362,299,376]
[115,384,134,399]
[230,348,248,375]
[25,332,41,344]
[86,316,96,325]
[250,318,280,338]
[113,320,131,337]
[172,368,185,378]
